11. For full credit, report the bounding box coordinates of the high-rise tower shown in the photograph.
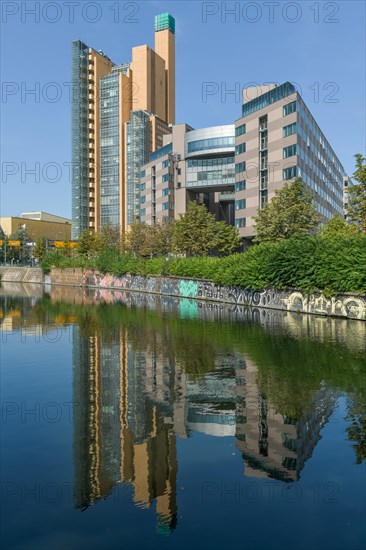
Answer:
[71,13,176,238]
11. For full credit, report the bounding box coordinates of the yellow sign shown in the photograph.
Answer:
[8,240,21,247]
[0,240,3,246]
[54,241,65,248]
[68,242,78,249]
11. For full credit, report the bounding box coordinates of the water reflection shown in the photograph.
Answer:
[1,285,365,536]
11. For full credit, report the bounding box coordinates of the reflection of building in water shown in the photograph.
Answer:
[185,356,245,437]
[72,321,338,533]
[72,327,178,533]
[235,360,337,482]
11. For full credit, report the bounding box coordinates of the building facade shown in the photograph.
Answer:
[0,212,72,242]
[140,82,346,242]
[140,124,236,227]
[72,13,175,239]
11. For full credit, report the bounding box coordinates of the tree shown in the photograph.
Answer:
[319,216,359,239]
[77,230,99,257]
[253,178,321,243]
[172,202,241,256]
[33,237,47,262]
[346,154,366,233]
[126,222,155,257]
[6,225,32,265]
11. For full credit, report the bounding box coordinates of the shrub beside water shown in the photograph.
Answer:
[41,235,366,295]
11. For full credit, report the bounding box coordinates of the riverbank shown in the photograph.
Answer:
[1,266,365,320]
[49,268,366,320]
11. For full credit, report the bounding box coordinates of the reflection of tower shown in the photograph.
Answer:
[72,328,123,508]
[72,324,179,532]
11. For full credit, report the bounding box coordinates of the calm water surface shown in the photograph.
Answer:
[1,283,365,550]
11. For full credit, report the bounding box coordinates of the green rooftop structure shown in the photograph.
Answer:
[155,13,175,34]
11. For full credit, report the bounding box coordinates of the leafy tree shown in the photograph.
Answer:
[6,225,32,264]
[33,237,47,262]
[172,202,241,256]
[253,178,321,243]
[126,222,155,257]
[346,154,366,232]
[319,216,359,239]
[77,230,100,257]
[97,224,124,252]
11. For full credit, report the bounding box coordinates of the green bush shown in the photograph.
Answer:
[40,234,366,295]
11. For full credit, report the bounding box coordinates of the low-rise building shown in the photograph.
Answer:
[0,212,72,242]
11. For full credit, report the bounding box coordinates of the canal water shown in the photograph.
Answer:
[1,283,365,550]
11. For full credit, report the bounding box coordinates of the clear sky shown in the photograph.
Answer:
[1,0,365,219]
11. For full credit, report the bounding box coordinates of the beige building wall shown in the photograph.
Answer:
[131,46,166,121]
[235,91,298,238]
[155,28,175,125]
[0,217,72,241]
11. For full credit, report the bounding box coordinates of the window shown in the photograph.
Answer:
[162,174,169,182]
[235,162,246,173]
[283,123,297,138]
[140,183,146,192]
[236,180,246,192]
[140,170,146,179]
[162,202,169,211]
[140,195,146,204]
[260,190,268,209]
[162,188,169,196]
[283,144,297,158]
[283,101,296,116]
[187,136,235,153]
[235,199,246,210]
[140,208,146,217]
[235,123,246,137]
[235,143,246,155]
[177,168,182,175]
[162,159,169,168]
[235,217,246,228]
[283,166,298,179]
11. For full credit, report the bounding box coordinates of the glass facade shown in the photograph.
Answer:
[126,111,153,224]
[149,143,172,162]
[241,82,296,117]
[154,13,175,34]
[187,137,234,154]
[186,156,235,188]
[71,40,89,239]
[100,66,128,228]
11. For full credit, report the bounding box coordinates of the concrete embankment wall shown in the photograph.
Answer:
[0,267,44,283]
[49,268,366,321]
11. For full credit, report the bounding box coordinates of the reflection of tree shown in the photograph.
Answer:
[346,395,366,464]
[2,292,365,462]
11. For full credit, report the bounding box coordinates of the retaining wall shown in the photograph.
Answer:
[49,268,366,321]
[0,267,44,283]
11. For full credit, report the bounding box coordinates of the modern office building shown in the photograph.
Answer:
[71,13,175,238]
[235,82,345,239]
[140,82,346,242]
[140,124,236,226]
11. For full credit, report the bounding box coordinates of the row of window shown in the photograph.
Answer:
[187,156,234,168]
[235,217,246,228]
[236,180,246,191]
[235,199,246,210]
[235,143,246,155]
[283,144,297,158]
[187,136,235,154]
[283,100,296,116]
[235,162,246,173]
[283,122,296,137]
[235,123,246,136]
[241,82,296,117]
[283,166,298,179]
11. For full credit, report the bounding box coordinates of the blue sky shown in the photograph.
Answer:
[1,0,365,218]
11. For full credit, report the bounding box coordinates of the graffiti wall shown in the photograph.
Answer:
[49,269,366,321]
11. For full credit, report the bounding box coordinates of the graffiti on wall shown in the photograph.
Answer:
[50,269,366,321]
